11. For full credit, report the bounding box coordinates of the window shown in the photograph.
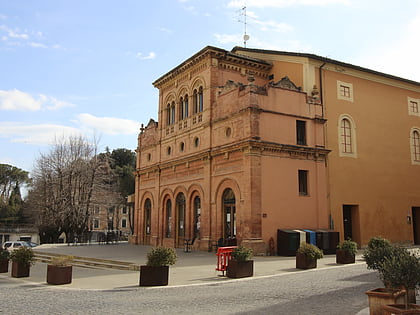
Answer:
[166,101,176,125]
[94,206,100,214]
[411,128,420,164]
[144,199,151,235]
[180,142,185,152]
[296,120,307,145]
[193,86,204,114]
[193,137,199,147]
[121,218,127,228]
[337,81,353,102]
[166,199,172,238]
[338,115,357,158]
[298,170,308,196]
[180,95,189,120]
[94,219,99,229]
[193,196,201,238]
[122,206,127,215]
[408,97,420,116]
[167,146,172,155]
[171,102,176,124]
[340,119,352,153]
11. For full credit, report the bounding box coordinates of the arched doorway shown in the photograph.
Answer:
[143,198,151,245]
[176,193,186,247]
[222,189,236,242]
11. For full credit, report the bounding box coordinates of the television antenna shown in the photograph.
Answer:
[239,5,249,47]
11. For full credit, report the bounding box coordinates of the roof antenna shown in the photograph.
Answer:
[239,4,249,47]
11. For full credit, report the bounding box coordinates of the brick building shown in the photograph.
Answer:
[133,46,420,254]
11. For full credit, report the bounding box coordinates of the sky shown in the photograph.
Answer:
[1,0,419,174]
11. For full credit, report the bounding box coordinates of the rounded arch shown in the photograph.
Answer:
[164,92,176,105]
[139,191,155,210]
[410,127,420,164]
[337,114,357,158]
[187,183,205,203]
[214,178,242,204]
[190,76,206,92]
[177,86,189,99]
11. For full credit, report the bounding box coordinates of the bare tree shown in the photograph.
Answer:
[30,135,104,243]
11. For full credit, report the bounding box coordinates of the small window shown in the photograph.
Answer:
[121,219,127,228]
[94,219,99,229]
[194,137,200,148]
[180,142,185,152]
[94,206,100,214]
[225,127,232,137]
[408,97,420,117]
[298,170,308,196]
[147,153,151,161]
[337,81,353,102]
[167,146,172,155]
[411,128,420,165]
[122,206,127,215]
[338,115,357,158]
[296,120,307,145]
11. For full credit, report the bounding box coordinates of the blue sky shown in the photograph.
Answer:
[1,0,419,173]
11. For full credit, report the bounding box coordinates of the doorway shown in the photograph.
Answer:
[342,205,360,244]
[176,193,186,247]
[223,189,236,240]
[412,207,420,245]
[143,199,152,245]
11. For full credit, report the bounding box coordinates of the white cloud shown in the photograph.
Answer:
[28,41,47,48]
[75,113,141,135]
[0,89,75,111]
[0,122,82,145]
[136,52,156,60]
[227,0,349,8]
[214,33,242,44]
[157,27,173,35]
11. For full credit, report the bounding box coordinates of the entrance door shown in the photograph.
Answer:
[412,207,420,245]
[143,199,152,245]
[223,189,236,240]
[343,205,353,240]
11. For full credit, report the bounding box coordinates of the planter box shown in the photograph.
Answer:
[382,304,420,314]
[296,253,317,269]
[11,261,30,278]
[47,265,72,285]
[139,265,169,286]
[336,249,355,264]
[0,259,8,273]
[226,260,254,278]
[365,288,406,315]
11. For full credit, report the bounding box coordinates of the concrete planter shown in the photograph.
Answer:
[139,265,169,286]
[11,261,30,278]
[226,260,253,278]
[47,265,73,285]
[296,253,317,269]
[335,249,355,264]
[0,259,9,273]
[382,304,420,314]
[365,288,405,315]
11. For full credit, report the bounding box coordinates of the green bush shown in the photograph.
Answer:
[146,247,177,267]
[231,246,253,261]
[50,255,74,266]
[297,242,323,260]
[9,247,35,266]
[0,248,10,260]
[337,239,358,256]
[363,236,394,270]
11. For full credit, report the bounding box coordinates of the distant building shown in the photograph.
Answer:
[133,46,420,254]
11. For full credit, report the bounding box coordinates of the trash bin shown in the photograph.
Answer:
[326,230,339,254]
[303,229,316,245]
[277,229,300,256]
[314,229,329,252]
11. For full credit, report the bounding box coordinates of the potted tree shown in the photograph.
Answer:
[47,255,74,285]
[364,237,407,315]
[10,246,35,278]
[139,247,177,286]
[296,242,323,269]
[380,248,420,314]
[226,246,253,278]
[336,239,357,264]
[0,248,10,273]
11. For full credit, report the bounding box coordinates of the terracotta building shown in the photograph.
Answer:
[133,46,420,253]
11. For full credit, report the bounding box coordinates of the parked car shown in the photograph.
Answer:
[2,241,33,251]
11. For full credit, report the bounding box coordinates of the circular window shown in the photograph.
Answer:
[194,137,200,148]
[225,127,232,137]
[167,146,172,155]
[180,142,185,152]
[147,153,151,161]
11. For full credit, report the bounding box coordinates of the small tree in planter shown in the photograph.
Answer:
[227,246,253,278]
[47,255,74,285]
[336,239,357,264]
[10,246,35,278]
[363,237,408,315]
[296,242,323,269]
[379,248,420,313]
[139,247,177,286]
[0,248,10,273]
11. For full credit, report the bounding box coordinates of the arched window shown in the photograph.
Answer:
[176,193,185,237]
[338,115,357,157]
[166,104,171,126]
[171,101,176,125]
[144,199,151,235]
[198,87,203,113]
[165,199,172,238]
[341,118,352,153]
[181,94,189,120]
[222,189,236,239]
[412,129,420,163]
[193,196,201,238]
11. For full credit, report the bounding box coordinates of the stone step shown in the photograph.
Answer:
[34,251,140,271]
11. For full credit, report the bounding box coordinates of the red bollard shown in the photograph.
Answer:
[216,246,237,275]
